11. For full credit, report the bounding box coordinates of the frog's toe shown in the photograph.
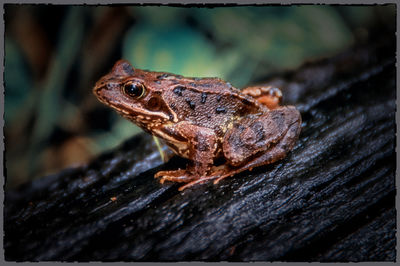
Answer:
[213,173,235,184]
[177,172,228,190]
[155,169,196,184]
[155,169,180,178]
[178,175,218,191]
[155,168,230,190]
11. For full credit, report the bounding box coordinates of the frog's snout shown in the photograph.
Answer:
[94,77,119,93]
[94,80,106,90]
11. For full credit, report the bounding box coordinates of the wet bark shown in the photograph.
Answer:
[4,37,396,261]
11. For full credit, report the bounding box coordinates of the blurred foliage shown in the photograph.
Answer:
[123,6,355,87]
[4,5,395,188]
[5,39,32,123]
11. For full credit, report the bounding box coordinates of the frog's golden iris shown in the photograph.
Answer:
[123,81,146,99]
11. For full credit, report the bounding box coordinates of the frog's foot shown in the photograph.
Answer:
[176,165,228,190]
[175,165,254,190]
[155,169,222,191]
[241,86,282,109]
[212,166,252,185]
[207,157,281,186]
[177,174,221,191]
[154,169,197,184]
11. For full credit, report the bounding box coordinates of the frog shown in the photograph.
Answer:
[93,60,302,191]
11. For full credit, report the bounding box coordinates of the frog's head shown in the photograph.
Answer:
[93,60,175,131]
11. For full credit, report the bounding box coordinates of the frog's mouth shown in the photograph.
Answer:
[115,104,170,124]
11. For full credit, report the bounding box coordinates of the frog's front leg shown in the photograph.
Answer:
[241,86,282,109]
[154,122,219,189]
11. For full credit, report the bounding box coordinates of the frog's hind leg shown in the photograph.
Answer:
[177,145,288,190]
[179,123,299,191]
[178,110,301,191]
[214,108,302,185]
[241,86,282,109]
[212,145,288,185]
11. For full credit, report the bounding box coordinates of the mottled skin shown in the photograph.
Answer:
[93,60,302,190]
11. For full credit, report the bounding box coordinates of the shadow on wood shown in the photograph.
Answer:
[4,35,396,261]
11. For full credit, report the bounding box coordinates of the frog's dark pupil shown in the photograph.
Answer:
[124,83,143,97]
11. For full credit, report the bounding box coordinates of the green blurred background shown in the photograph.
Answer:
[4,5,395,188]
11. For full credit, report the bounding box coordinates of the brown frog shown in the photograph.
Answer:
[93,60,301,190]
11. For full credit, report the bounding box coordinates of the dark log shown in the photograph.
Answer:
[4,36,396,261]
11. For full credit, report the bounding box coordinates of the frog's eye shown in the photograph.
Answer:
[123,82,146,98]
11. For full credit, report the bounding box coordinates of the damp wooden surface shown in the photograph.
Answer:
[4,38,396,261]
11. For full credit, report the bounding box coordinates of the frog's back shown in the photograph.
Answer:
[157,74,262,136]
